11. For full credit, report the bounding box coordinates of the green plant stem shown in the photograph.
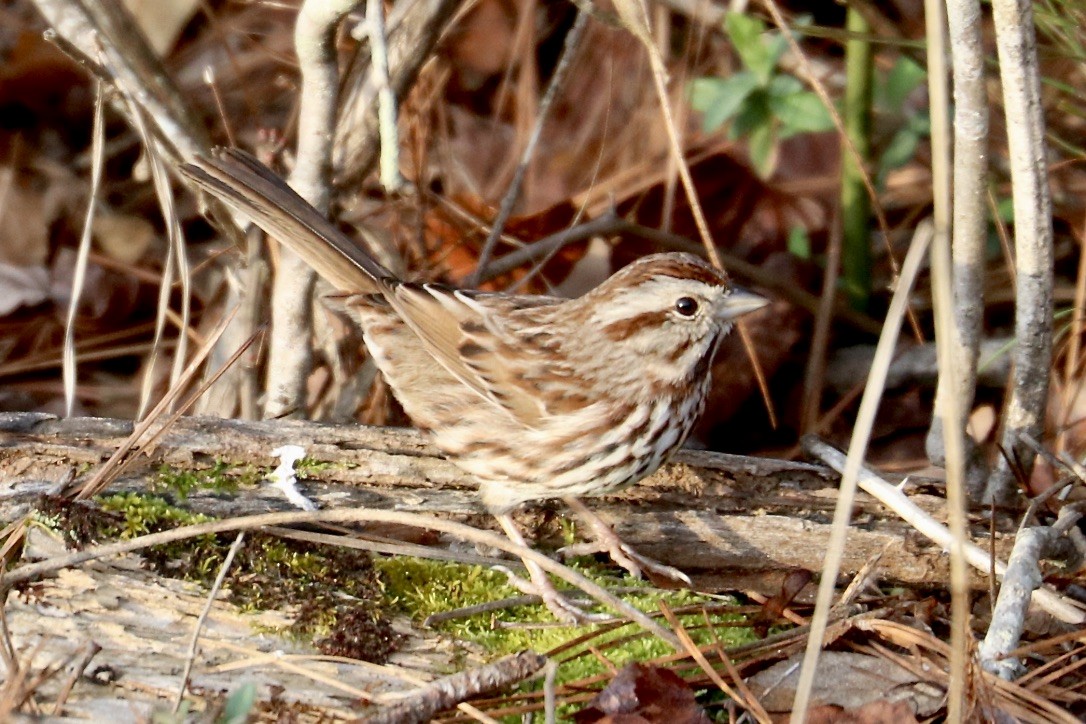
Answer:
[840,6,874,310]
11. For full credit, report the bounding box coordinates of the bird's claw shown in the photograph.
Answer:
[560,540,691,585]
[492,566,609,624]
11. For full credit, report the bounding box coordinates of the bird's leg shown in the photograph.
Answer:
[494,513,607,624]
[560,497,692,586]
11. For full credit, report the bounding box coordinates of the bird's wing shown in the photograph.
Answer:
[386,283,563,427]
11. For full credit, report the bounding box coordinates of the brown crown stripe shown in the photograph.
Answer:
[610,255,730,289]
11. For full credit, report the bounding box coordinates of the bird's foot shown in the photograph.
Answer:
[493,565,609,624]
[560,498,691,586]
[560,538,691,586]
[494,510,612,623]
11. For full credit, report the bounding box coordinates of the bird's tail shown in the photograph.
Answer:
[181,149,391,293]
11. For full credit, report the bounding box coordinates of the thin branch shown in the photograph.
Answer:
[923,0,969,716]
[335,0,462,183]
[362,651,544,723]
[926,0,990,494]
[977,526,1050,680]
[800,212,842,433]
[174,532,246,712]
[468,9,589,288]
[366,0,404,192]
[803,436,1085,625]
[481,212,882,335]
[30,0,211,161]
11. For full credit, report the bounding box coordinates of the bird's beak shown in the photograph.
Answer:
[718,287,769,321]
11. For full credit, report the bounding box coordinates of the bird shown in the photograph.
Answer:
[181,149,768,622]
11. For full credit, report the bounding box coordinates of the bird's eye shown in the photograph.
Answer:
[675,297,699,316]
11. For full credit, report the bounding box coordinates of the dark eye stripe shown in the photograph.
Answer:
[600,310,671,341]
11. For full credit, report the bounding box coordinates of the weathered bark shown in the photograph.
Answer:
[0,413,1011,588]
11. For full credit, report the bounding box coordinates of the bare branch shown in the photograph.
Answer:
[987,0,1055,503]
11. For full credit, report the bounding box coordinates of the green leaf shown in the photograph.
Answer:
[219,682,257,724]
[878,127,920,173]
[906,111,931,135]
[877,57,926,112]
[689,77,725,112]
[997,197,1015,222]
[770,91,834,134]
[690,72,761,131]
[788,226,812,259]
[766,74,803,98]
[725,12,777,84]
[731,92,772,138]
[748,122,777,178]
[764,34,788,73]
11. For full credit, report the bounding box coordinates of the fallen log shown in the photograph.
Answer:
[0,412,1006,589]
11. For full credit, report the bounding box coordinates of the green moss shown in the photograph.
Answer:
[293,457,351,476]
[41,488,759,689]
[45,492,399,663]
[152,460,260,499]
[374,555,755,685]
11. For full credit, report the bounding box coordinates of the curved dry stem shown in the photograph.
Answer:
[788,224,933,724]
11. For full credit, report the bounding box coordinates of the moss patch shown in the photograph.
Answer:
[374,555,755,684]
[32,489,756,681]
[152,460,259,499]
[35,492,399,664]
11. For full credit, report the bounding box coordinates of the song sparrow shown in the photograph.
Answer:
[182,150,768,622]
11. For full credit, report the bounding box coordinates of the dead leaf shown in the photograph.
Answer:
[93,212,156,264]
[0,263,50,316]
[446,0,517,87]
[419,195,586,292]
[49,248,140,325]
[753,568,811,635]
[0,170,51,266]
[786,700,919,724]
[612,151,825,263]
[122,0,200,56]
[572,663,710,724]
[748,651,939,718]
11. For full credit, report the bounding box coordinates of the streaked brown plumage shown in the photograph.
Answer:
[181,150,768,621]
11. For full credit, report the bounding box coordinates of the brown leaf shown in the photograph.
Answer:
[753,568,811,635]
[420,196,585,292]
[0,172,52,267]
[612,151,826,263]
[572,663,709,724]
[749,651,939,718]
[92,212,156,264]
[787,700,919,724]
[49,248,140,326]
[0,263,49,317]
[446,0,517,86]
